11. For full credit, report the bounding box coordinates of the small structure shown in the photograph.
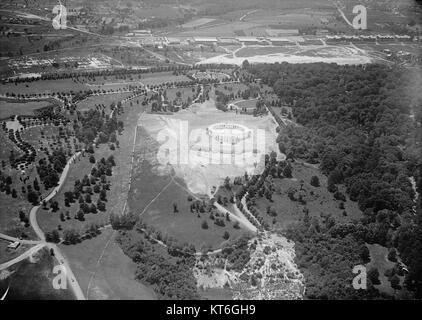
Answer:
[7,241,20,250]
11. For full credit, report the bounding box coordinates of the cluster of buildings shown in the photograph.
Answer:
[127,33,419,48]
[325,34,414,43]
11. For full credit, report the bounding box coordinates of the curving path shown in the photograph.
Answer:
[27,151,86,300]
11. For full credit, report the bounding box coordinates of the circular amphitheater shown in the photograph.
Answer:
[207,122,252,144]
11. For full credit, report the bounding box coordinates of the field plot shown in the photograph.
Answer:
[136,175,249,250]
[127,97,281,249]
[0,99,52,119]
[0,79,88,96]
[60,228,156,300]
[182,18,217,29]
[214,82,249,96]
[235,46,298,58]
[76,93,134,113]
[140,72,191,86]
[253,162,362,230]
[198,44,373,65]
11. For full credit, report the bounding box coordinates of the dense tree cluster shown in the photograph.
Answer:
[248,62,421,298]
[116,229,199,300]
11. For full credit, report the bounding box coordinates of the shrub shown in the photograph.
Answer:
[310,176,320,187]
[201,220,209,229]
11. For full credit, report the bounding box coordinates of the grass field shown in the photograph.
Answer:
[0,79,88,96]
[76,92,133,113]
[164,87,196,105]
[0,191,36,238]
[128,126,251,250]
[0,130,21,161]
[236,46,298,58]
[0,99,52,119]
[254,162,362,230]
[141,72,191,86]
[60,228,156,300]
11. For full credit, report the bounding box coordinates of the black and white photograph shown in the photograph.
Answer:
[0,0,421,307]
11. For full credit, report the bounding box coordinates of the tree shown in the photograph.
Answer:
[242,59,250,69]
[283,165,292,178]
[63,229,80,244]
[310,176,320,187]
[76,210,85,221]
[90,203,97,214]
[93,184,101,193]
[390,274,401,290]
[46,230,60,243]
[368,267,381,285]
[224,176,231,190]
[388,248,397,262]
[201,220,208,229]
[18,210,27,223]
[51,201,59,212]
[97,200,106,211]
[100,189,107,201]
[223,231,230,240]
[89,155,96,163]
[27,190,39,204]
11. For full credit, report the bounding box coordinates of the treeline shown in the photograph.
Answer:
[249,62,421,298]
[2,64,237,84]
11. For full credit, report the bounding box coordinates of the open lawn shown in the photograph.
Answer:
[36,150,110,236]
[0,130,21,161]
[0,191,36,239]
[0,99,52,119]
[128,126,251,250]
[254,162,362,230]
[76,92,133,113]
[60,228,156,300]
[0,78,88,96]
[139,176,248,250]
[140,72,191,86]
[366,243,408,298]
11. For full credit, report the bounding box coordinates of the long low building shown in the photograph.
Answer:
[191,37,218,45]
[236,37,268,45]
[267,37,295,45]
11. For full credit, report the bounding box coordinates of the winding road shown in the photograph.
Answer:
[1,151,86,299]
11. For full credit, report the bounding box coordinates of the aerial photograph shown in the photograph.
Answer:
[0,0,421,304]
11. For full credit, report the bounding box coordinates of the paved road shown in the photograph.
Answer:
[0,233,41,245]
[27,152,86,300]
[0,243,45,271]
